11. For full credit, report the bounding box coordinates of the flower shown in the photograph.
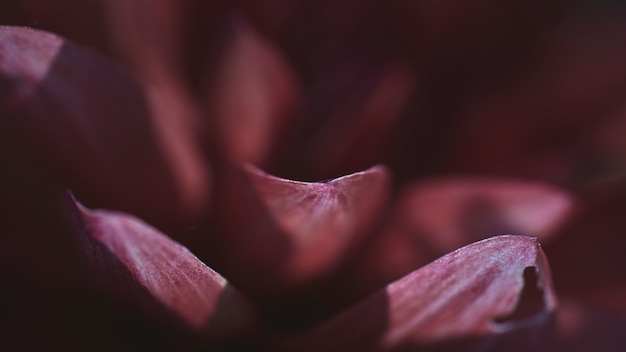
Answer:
[2,1,626,351]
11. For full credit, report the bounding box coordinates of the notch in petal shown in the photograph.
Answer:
[68,194,258,338]
[282,235,557,351]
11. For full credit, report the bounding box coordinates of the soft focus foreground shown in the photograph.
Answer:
[2,1,626,351]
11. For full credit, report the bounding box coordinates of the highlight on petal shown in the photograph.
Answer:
[349,177,573,296]
[209,164,390,295]
[0,26,210,226]
[281,235,557,351]
[68,194,257,337]
[205,20,300,166]
[396,177,573,249]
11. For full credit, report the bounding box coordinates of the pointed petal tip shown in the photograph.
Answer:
[211,164,390,295]
[68,194,257,337]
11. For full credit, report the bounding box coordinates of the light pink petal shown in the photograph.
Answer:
[281,235,557,351]
[579,285,626,318]
[205,20,300,166]
[0,26,210,226]
[209,164,389,296]
[348,178,573,296]
[69,195,258,336]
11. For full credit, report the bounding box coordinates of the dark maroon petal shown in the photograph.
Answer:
[6,0,110,52]
[69,195,258,337]
[209,164,389,296]
[579,285,626,318]
[0,26,210,227]
[204,20,300,166]
[304,63,415,178]
[414,301,626,352]
[281,235,556,351]
[347,178,573,297]
[441,19,626,185]
[102,0,185,78]
[546,187,626,296]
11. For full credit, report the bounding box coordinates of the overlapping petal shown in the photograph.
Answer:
[347,178,573,296]
[69,195,258,338]
[1,2,626,351]
[281,235,556,351]
[205,20,300,167]
[208,164,389,297]
[442,18,626,185]
[0,26,210,227]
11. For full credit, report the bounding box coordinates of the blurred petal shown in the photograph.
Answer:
[581,285,626,318]
[281,235,557,351]
[205,20,300,166]
[414,302,626,352]
[442,19,626,185]
[69,195,258,337]
[391,178,573,247]
[546,186,626,296]
[0,26,209,226]
[103,0,184,78]
[349,178,573,296]
[10,0,109,52]
[306,64,414,177]
[209,164,389,295]
[0,185,84,288]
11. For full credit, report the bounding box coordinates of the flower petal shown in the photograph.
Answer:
[546,187,626,296]
[0,26,210,226]
[205,20,300,166]
[442,19,626,185]
[102,0,184,79]
[388,177,573,248]
[411,302,626,352]
[305,63,415,178]
[281,235,557,351]
[69,195,258,337]
[348,178,573,296]
[209,164,389,296]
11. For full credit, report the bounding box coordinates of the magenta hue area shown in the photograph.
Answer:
[2,1,626,351]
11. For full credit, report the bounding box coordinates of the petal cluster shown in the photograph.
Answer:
[2,2,626,351]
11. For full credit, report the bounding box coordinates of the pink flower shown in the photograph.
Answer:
[2,1,626,351]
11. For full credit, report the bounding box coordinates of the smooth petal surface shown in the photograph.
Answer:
[546,186,626,296]
[209,164,389,296]
[102,0,184,78]
[349,178,573,296]
[442,19,626,185]
[281,235,557,351]
[305,63,415,178]
[0,27,209,226]
[69,195,257,337]
[206,20,299,166]
[414,302,626,352]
